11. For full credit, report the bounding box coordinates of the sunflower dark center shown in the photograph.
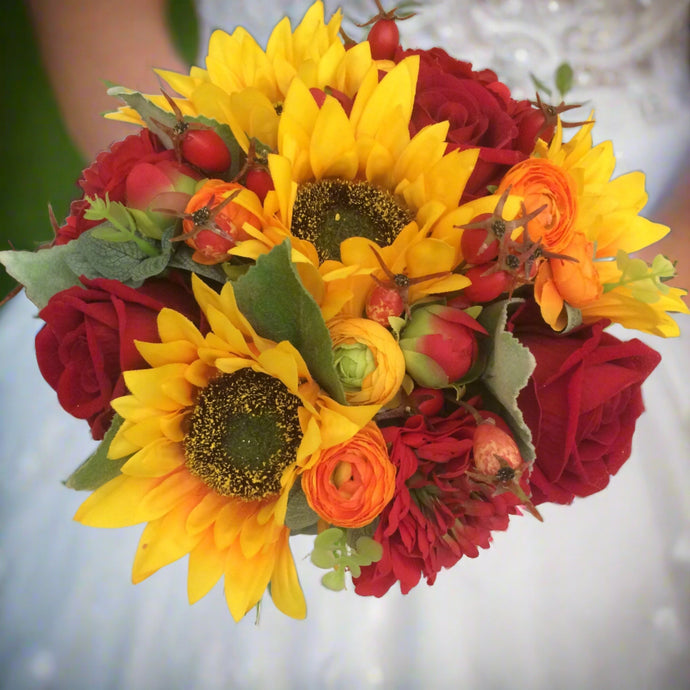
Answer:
[291,179,412,262]
[184,368,302,500]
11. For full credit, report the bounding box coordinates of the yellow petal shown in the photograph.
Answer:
[74,474,161,527]
[269,530,306,619]
[188,530,226,604]
[121,438,185,477]
[132,501,202,584]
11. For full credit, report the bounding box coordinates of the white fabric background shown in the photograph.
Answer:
[1,1,689,688]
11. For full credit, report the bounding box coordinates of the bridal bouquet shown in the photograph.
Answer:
[2,1,687,621]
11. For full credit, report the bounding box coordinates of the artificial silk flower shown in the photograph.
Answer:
[75,275,376,621]
[2,0,686,624]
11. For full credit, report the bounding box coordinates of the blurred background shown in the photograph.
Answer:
[0,0,199,299]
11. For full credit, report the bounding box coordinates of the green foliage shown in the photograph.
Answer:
[63,415,129,490]
[84,196,160,254]
[555,62,574,98]
[310,527,383,591]
[603,250,676,303]
[64,226,175,285]
[530,61,575,98]
[284,478,320,534]
[0,245,83,310]
[233,241,347,404]
[477,299,536,464]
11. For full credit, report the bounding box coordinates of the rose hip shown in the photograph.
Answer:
[463,264,512,303]
[368,19,399,60]
[180,129,231,173]
[366,285,404,326]
[245,168,274,203]
[461,223,499,264]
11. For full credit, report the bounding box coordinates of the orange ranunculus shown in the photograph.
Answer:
[302,423,395,529]
[182,180,264,264]
[329,317,406,406]
[550,234,602,306]
[498,157,578,253]
[534,233,602,330]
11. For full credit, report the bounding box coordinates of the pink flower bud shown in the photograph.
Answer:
[125,160,201,226]
[399,303,487,388]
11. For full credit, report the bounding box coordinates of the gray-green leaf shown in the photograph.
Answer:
[63,415,129,490]
[233,241,346,404]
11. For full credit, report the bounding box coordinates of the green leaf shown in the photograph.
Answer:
[310,548,336,569]
[314,527,345,550]
[63,415,128,490]
[167,245,229,284]
[321,569,346,591]
[529,72,552,97]
[64,226,173,285]
[106,87,244,179]
[477,299,536,464]
[284,477,319,533]
[0,245,82,310]
[354,536,383,564]
[555,62,574,97]
[233,241,346,404]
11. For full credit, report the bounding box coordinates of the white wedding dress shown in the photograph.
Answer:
[1,2,689,688]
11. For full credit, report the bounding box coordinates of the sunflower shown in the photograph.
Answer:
[108,2,375,152]
[74,274,378,621]
[259,56,478,320]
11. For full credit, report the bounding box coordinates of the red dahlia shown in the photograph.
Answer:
[353,407,529,597]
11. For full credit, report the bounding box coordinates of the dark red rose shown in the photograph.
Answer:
[35,271,200,439]
[394,47,545,200]
[54,130,177,245]
[353,406,526,597]
[510,301,661,505]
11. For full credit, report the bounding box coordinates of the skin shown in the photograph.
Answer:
[26,0,188,160]
[644,166,690,286]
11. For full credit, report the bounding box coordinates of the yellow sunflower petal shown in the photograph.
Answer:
[269,529,307,619]
[188,530,226,604]
[132,500,203,584]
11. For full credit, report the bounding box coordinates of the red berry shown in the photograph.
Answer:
[367,19,399,60]
[461,223,499,264]
[366,285,404,326]
[180,129,231,173]
[245,168,274,203]
[463,264,511,303]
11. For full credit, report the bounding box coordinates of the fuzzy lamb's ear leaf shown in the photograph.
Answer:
[477,298,536,464]
[233,240,346,404]
[0,246,82,310]
[285,478,319,534]
[63,415,129,491]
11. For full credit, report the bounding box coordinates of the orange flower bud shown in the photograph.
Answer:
[302,423,395,529]
[182,180,263,264]
[498,158,578,253]
[329,317,405,406]
[549,234,602,307]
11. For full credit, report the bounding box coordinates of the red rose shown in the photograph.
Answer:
[353,406,526,597]
[54,130,178,245]
[511,301,661,505]
[395,47,544,200]
[35,271,200,439]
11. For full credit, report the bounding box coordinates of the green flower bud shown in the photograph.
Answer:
[333,343,376,391]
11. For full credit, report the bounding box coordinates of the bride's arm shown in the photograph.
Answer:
[25,0,190,160]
